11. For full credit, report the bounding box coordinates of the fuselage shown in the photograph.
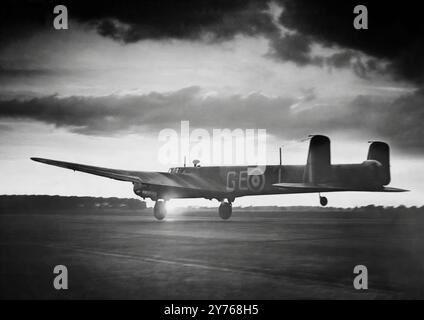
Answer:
[142,161,385,200]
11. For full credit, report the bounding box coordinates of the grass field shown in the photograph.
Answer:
[1,208,424,299]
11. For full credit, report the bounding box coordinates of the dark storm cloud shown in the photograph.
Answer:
[266,33,321,67]
[63,0,424,84]
[0,0,276,43]
[1,86,423,153]
[91,0,277,43]
[0,1,51,44]
[2,1,423,84]
[274,0,424,84]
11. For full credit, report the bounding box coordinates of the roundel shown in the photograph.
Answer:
[247,174,265,192]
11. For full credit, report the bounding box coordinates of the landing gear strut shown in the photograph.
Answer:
[218,201,232,220]
[154,200,167,220]
[319,193,328,206]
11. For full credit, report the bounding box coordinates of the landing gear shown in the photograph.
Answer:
[319,194,328,206]
[219,201,232,220]
[153,200,167,220]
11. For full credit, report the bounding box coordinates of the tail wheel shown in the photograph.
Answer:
[319,196,328,206]
[154,201,167,220]
[219,202,232,220]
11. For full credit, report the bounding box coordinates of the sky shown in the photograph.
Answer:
[0,0,423,208]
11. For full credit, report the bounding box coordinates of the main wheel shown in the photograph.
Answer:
[154,201,167,220]
[219,202,232,220]
[319,196,328,206]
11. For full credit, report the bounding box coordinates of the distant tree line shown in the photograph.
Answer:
[0,195,147,213]
[235,205,424,214]
[0,195,420,214]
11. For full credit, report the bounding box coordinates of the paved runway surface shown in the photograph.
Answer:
[1,208,424,299]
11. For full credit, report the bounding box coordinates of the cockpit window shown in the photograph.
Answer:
[169,167,192,174]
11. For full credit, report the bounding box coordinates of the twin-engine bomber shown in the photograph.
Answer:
[32,135,407,220]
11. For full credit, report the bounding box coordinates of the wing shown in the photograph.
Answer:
[272,182,408,193]
[31,157,227,194]
[31,157,143,183]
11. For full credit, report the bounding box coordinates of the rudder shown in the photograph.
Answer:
[303,135,331,184]
[367,141,390,185]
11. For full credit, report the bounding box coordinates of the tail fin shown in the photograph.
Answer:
[367,141,390,185]
[303,135,331,184]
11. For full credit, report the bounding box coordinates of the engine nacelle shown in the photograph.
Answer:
[133,183,157,200]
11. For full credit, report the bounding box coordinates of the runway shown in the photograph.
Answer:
[1,208,424,299]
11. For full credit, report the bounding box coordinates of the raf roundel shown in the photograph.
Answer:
[248,174,265,192]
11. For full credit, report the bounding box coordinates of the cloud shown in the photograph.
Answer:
[267,33,320,66]
[0,0,276,43]
[0,123,11,132]
[355,89,424,152]
[0,86,423,153]
[91,1,277,43]
[0,87,293,135]
[274,0,424,84]
[0,65,58,79]
[2,1,423,84]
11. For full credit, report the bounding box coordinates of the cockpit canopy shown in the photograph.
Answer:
[168,167,200,174]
